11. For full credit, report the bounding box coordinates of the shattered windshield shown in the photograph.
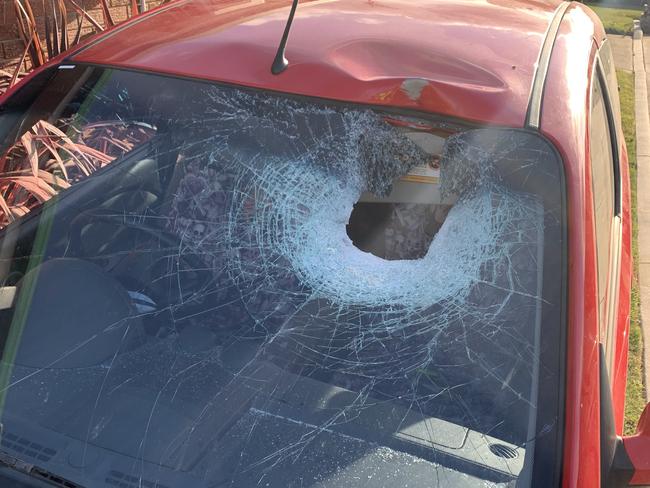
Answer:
[0,67,565,488]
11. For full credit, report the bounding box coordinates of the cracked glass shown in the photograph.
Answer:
[0,66,565,488]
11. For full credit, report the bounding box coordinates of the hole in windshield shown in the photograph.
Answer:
[0,66,565,488]
[346,139,452,261]
[347,200,452,260]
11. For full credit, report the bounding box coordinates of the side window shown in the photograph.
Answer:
[590,62,620,368]
[0,68,157,229]
[599,40,623,136]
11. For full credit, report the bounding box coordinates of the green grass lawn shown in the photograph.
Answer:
[586,3,641,35]
[617,69,647,435]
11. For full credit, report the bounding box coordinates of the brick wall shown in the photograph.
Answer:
[0,0,164,74]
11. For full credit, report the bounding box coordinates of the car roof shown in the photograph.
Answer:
[71,0,567,126]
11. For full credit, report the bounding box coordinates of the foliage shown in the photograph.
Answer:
[2,0,146,93]
[586,2,641,35]
[617,69,646,435]
[0,119,155,228]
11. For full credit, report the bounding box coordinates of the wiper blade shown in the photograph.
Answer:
[0,449,84,488]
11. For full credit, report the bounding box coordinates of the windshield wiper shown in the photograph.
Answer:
[0,448,84,488]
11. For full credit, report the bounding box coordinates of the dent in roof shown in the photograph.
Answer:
[72,0,564,125]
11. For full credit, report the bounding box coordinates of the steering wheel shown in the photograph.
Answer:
[67,207,214,308]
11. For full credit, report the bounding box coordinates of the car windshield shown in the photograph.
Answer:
[0,66,564,488]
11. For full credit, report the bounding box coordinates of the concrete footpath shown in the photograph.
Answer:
[610,34,633,71]
[632,27,650,401]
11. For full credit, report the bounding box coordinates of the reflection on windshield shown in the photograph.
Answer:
[0,68,564,488]
[0,118,155,228]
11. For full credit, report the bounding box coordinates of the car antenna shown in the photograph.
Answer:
[271,0,299,75]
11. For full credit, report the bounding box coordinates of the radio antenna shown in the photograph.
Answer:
[271,0,299,75]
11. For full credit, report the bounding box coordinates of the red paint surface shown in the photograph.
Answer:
[541,3,633,487]
[71,0,562,127]
[0,0,642,485]
[626,436,650,485]
[580,4,634,436]
[626,404,650,485]
[612,91,633,436]
[539,3,604,487]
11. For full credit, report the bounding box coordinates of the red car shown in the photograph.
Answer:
[0,0,647,486]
